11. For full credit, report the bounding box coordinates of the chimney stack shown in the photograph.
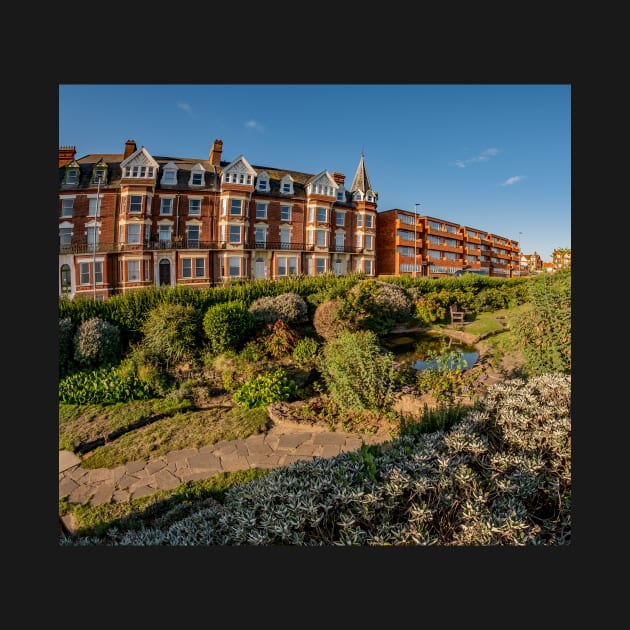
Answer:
[332,172,345,185]
[58,146,76,167]
[209,139,223,166]
[124,139,137,159]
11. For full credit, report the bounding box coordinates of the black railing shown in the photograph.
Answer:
[58,240,367,255]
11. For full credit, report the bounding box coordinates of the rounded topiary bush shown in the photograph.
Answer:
[340,279,414,334]
[312,298,354,341]
[73,317,122,371]
[203,300,255,355]
[248,292,309,325]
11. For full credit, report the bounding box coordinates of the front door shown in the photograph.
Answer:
[159,259,171,286]
[254,258,265,279]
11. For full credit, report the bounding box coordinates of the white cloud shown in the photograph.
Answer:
[453,147,499,168]
[501,175,526,186]
[245,120,265,133]
[177,102,192,114]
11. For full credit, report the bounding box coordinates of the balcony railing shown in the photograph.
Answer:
[59,240,366,255]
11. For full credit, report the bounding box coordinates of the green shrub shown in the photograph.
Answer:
[73,317,122,371]
[140,302,200,369]
[64,373,571,547]
[203,301,255,355]
[292,337,319,368]
[248,292,308,325]
[474,287,511,311]
[312,298,354,341]
[338,279,414,335]
[58,366,155,405]
[319,330,398,413]
[511,270,571,375]
[262,320,299,358]
[233,368,298,409]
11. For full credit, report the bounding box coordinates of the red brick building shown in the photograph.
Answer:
[58,140,377,299]
[375,208,522,278]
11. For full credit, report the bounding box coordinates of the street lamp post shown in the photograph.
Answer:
[93,177,102,300]
[414,203,420,277]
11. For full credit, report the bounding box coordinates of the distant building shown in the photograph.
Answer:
[552,248,571,271]
[374,208,521,279]
[520,251,543,273]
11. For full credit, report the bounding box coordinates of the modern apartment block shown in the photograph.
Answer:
[375,208,523,278]
[58,140,377,299]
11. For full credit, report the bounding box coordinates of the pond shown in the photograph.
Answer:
[381,330,479,371]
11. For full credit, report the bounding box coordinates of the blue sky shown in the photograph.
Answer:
[59,84,570,261]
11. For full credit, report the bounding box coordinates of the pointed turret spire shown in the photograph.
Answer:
[350,151,372,194]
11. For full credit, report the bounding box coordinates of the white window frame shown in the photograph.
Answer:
[229,225,241,243]
[257,174,269,191]
[189,164,206,186]
[127,224,142,244]
[316,230,327,247]
[228,256,241,277]
[127,260,141,282]
[60,197,74,218]
[189,198,201,216]
[79,262,90,285]
[277,256,297,276]
[280,227,291,248]
[255,227,267,244]
[187,225,200,246]
[256,202,268,219]
[160,197,174,216]
[128,195,143,214]
[88,195,103,217]
[230,199,242,216]
[280,205,291,221]
[158,225,171,242]
[161,165,177,185]
[59,227,72,246]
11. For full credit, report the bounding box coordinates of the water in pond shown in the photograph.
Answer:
[381,330,479,371]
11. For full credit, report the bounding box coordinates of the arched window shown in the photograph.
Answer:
[60,264,71,294]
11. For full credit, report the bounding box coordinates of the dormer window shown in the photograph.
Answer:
[280,175,294,195]
[336,187,345,201]
[161,161,178,185]
[91,159,108,185]
[189,164,206,186]
[65,168,79,185]
[257,172,270,192]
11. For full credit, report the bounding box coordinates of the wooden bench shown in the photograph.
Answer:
[449,303,466,326]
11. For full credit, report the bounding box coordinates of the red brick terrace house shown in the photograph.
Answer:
[375,208,522,278]
[58,140,378,299]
